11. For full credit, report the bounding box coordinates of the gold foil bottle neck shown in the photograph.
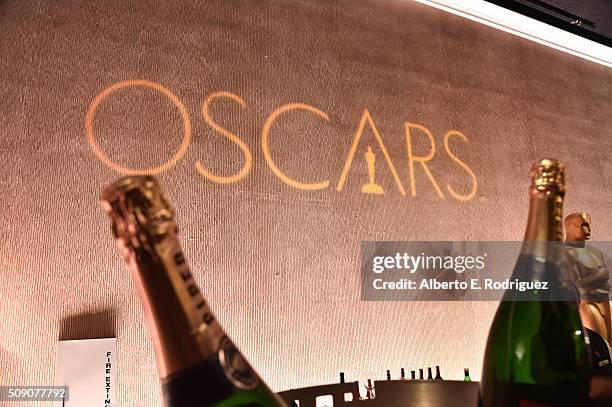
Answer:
[522,158,566,256]
[100,176,175,249]
[530,158,565,194]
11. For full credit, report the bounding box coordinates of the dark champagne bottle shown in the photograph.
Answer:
[101,176,287,407]
[464,369,471,382]
[386,370,391,380]
[434,366,443,380]
[427,367,433,380]
[479,159,591,407]
[419,369,424,380]
[401,368,406,380]
[411,371,416,380]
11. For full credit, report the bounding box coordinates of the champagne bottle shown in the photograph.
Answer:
[411,371,416,380]
[400,368,406,380]
[464,368,471,382]
[479,159,591,407]
[101,176,287,407]
[427,367,433,380]
[419,369,424,380]
[386,370,391,380]
[434,366,443,380]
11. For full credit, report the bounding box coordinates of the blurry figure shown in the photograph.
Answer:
[364,379,375,399]
[565,212,612,374]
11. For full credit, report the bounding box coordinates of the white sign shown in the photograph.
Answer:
[54,338,117,407]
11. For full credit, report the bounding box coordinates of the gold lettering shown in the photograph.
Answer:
[85,79,191,175]
[405,122,444,198]
[444,130,477,202]
[195,91,252,184]
[261,103,331,190]
[337,109,405,195]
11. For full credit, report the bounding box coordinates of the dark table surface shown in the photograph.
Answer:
[280,376,612,406]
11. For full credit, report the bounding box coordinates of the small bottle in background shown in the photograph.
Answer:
[411,371,416,380]
[464,368,472,382]
[386,370,391,380]
[400,368,406,380]
[427,367,434,380]
[365,379,375,399]
[419,369,424,380]
[435,366,443,380]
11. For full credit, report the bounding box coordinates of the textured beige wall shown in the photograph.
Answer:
[0,0,611,406]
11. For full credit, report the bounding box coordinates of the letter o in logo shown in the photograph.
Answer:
[85,79,192,175]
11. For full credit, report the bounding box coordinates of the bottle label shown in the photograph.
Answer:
[218,336,260,390]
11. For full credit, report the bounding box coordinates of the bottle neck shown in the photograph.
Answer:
[101,178,266,394]
[520,188,564,258]
[126,233,224,378]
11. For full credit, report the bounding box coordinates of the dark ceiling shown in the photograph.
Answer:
[485,0,612,47]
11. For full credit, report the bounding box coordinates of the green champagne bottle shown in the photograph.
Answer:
[101,176,287,407]
[479,159,591,406]
[464,368,471,382]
